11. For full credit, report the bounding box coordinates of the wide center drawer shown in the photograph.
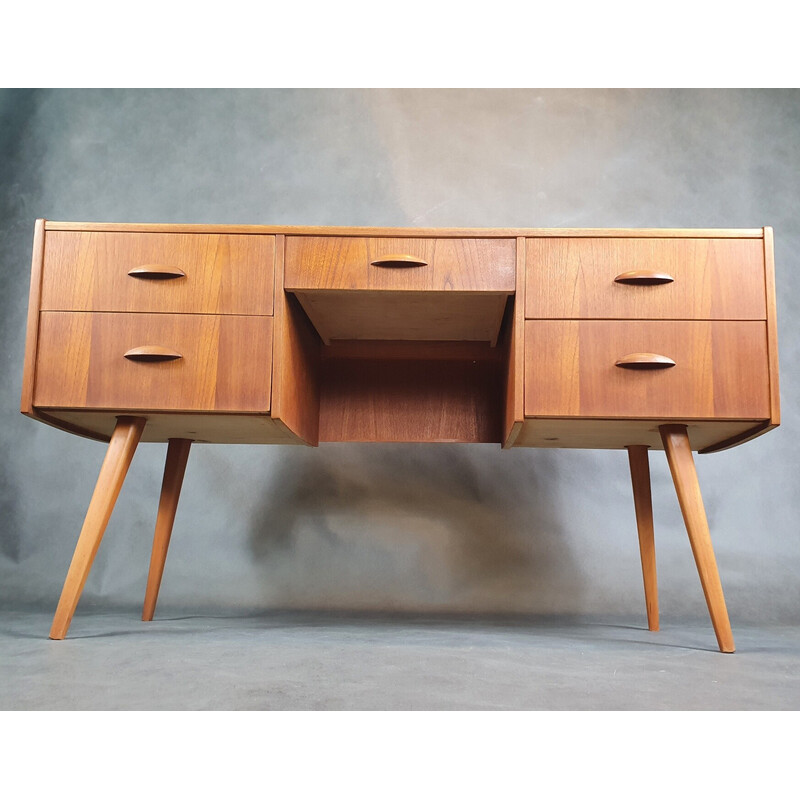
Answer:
[524,320,769,419]
[34,312,272,412]
[526,237,766,319]
[284,236,515,343]
[41,231,275,315]
[284,236,516,292]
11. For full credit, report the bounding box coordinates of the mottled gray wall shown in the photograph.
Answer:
[1,89,798,624]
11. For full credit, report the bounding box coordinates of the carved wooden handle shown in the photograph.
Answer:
[370,254,428,268]
[615,353,676,370]
[614,270,674,286]
[124,346,183,363]
[128,265,186,280]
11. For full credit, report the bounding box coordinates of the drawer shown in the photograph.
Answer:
[41,231,275,315]
[526,238,766,320]
[34,312,272,412]
[524,320,769,419]
[284,236,515,292]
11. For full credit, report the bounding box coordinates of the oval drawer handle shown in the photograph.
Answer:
[370,254,428,268]
[128,265,186,280]
[615,353,676,370]
[124,346,183,363]
[614,270,674,286]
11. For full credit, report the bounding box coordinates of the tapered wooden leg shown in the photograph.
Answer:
[626,445,659,632]
[49,416,146,640]
[660,424,735,653]
[142,438,192,622]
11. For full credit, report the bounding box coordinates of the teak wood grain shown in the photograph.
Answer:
[512,418,768,451]
[319,351,501,443]
[502,237,526,448]
[39,411,305,445]
[524,320,770,420]
[41,231,275,316]
[293,290,510,344]
[285,237,516,292]
[286,236,515,344]
[321,340,502,362]
[270,235,321,446]
[763,227,781,424]
[317,339,502,443]
[20,219,46,416]
[35,312,273,413]
[526,237,766,320]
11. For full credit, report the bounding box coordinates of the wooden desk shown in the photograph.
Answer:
[21,221,781,650]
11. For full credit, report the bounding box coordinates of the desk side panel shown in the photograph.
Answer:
[21,219,46,417]
[502,237,525,447]
[764,227,781,426]
[270,235,321,446]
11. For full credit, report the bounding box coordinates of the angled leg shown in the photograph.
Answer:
[626,445,659,632]
[49,416,146,640]
[142,438,192,621]
[660,424,735,653]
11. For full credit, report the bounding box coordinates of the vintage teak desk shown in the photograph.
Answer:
[20,221,780,651]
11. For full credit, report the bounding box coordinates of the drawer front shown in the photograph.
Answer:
[526,238,766,319]
[41,232,275,315]
[34,312,272,412]
[524,320,769,419]
[285,237,516,292]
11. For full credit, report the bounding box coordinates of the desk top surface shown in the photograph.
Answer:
[43,221,767,238]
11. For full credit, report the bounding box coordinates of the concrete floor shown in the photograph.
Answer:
[2,610,799,710]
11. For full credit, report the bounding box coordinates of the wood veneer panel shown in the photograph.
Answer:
[38,411,304,444]
[763,227,781,424]
[270,235,321,446]
[698,421,775,454]
[524,320,770,419]
[503,237,525,447]
[512,418,766,451]
[293,290,509,344]
[322,340,502,362]
[35,312,272,412]
[319,353,502,443]
[41,231,275,316]
[21,219,46,416]
[285,237,515,292]
[526,237,767,320]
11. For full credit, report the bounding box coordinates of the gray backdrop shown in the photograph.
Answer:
[1,89,797,626]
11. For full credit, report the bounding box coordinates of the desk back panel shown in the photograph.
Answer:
[318,341,503,443]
